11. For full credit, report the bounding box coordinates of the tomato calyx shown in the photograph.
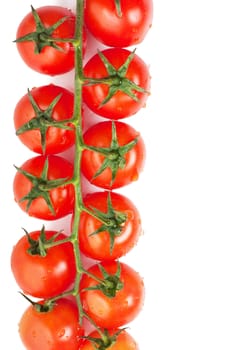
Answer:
[16,89,74,154]
[83,262,123,298]
[85,122,138,184]
[85,49,148,108]
[86,192,127,254]
[23,225,62,257]
[14,157,69,215]
[14,6,70,54]
[82,328,126,350]
[19,292,55,313]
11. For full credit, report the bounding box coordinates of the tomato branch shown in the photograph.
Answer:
[12,0,147,346]
[67,0,86,325]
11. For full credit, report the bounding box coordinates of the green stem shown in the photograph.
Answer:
[44,236,71,249]
[80,268,104,284]
[81,205,108,224]
[39,34,78,44]
[83,76,115,85]
[47,288,76,303]
[82,311,106,338]
[68,0,86,324]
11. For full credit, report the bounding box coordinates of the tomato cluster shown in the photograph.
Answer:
[11,1,152,349]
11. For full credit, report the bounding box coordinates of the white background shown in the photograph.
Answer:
[0,0,233,349]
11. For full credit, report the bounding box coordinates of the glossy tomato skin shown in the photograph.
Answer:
[14,84,75,154]
[81,121,145,189]
[16,6,85,75]
[77,191,142,261]
[79,329,139,350]
[13,155,74,220]
[80,261,145,328]
[84,0,153,47]
[83,48,150,119]
[19,298,84,350]
[11,230,76,298]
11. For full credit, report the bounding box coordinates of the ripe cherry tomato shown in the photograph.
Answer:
[79,328,139,350]
[77,191,142,260]
[19,298,84,350]
[81,121,145,189]
[13,155,74,220]
[11,230,76,298]
[83,48,150,119]
[14,84,75,154]
[84,0,153,47]
[80,261,145,328]
[16,6,86,75]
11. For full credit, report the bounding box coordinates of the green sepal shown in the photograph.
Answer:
[84,261,123,298]
[86,122,138,185]
[23,225,62,257]
[14,157,69,216]
[96,49,148,107]
[14,5,68,53]
[114,0,122,17]
[88,192,127,254]
[82,328,127,350]
[16,89,73,155]
[19,291,55,313]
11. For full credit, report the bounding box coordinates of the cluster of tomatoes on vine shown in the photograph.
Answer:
[10,1,153,349]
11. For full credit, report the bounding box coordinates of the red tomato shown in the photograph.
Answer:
[77,191,142,260]
[14,84,75,154]
[80,261,145,328]
[13,155,74,220]
[79,329,139,350]
[19,298,84,350]
[16,6,86,75]
[81,121,145,189]
[84,0,153,47]
[83,48,150,119]
[11,230,76,298]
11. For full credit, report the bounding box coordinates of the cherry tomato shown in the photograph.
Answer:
[16,6,86,75]
[77,191,142,260]
[19,298,84,350]
[80,261,145,328]
[83,48,150,119]
[81,121,145,189]
[11,230,76,298]
[14,84,75,154]
[13,155,74,220]
[79,328,139,350]
[84,0,153,47]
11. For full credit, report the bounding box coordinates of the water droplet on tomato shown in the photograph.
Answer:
[58,328,65,338]
[131,171,139,182]
[125,209,134,220]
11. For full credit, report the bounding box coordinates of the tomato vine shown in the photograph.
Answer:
[11,0,153,348]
